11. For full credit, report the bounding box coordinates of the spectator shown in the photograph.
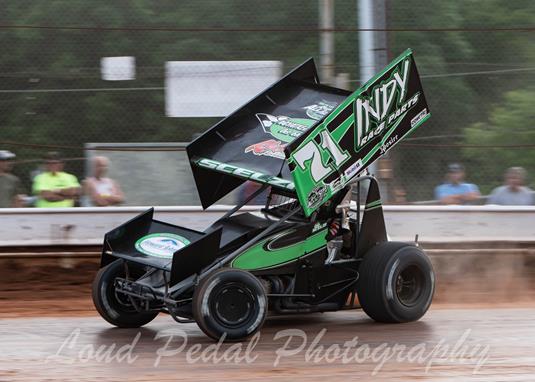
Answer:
[83,156,124,206]
[435,163,480,205]
[0,150,25,207]
[33,152,81,208]
[487,167,534,205]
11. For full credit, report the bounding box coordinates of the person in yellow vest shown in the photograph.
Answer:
[32,152,81,208]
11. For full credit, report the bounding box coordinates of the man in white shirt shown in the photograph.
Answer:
[83,156,124,206]
[487,167,533,205]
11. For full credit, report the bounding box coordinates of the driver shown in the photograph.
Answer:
[321,185,353,263]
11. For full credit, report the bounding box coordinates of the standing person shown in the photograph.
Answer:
[32,152,81,208]
[0,150,25,207]
[83,156,124,206]
[487,167,534,205]
[434,163,481,205]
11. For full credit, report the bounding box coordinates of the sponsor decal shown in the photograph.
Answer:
[344,159,363,180]
[312,221,327,233]
[245,139,286,160]
[196,158,295,191]
[303,100,338,120]
[307,185,326,209]
[329,176,346,193]
[411,108,428,128]
[244,113,317,159]
[135,233,191,258]
[380,134,398,155]
[354,58,418,150]
[255,113,316,143]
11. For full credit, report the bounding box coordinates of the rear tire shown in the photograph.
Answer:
[92,260,158,328]
[357,242,435,323]
[193,268,267,341]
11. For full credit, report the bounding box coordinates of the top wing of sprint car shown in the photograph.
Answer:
[187,48,430,216]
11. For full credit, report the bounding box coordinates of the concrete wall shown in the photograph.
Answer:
[0,205,534,246]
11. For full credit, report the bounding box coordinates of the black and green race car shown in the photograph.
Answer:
[92,49,435,341]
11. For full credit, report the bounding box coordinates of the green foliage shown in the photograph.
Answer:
[0,0,533,200]
[388,0,535,200]
[463,87,535,193]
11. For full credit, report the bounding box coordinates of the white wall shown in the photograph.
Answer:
[0,205,534,246]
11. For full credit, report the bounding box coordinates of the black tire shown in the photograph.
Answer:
[92,260,158,328]
[192,268,267,341]
[357,242,435,323]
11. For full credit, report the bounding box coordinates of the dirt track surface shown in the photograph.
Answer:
[1,242,535,318]
[1,244,535,380]
[1,308,534,382]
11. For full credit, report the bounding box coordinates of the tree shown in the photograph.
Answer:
[463,87,535,193]
[0,0,533,201]
[387,0,535,200]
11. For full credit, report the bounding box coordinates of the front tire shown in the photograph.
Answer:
[193,268,267,341]
[92,260,158,328]
[357,242,435,323]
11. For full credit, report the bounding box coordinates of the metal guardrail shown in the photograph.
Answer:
[0,205,534,246]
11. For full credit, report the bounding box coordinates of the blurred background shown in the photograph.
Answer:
[0,5,535,376]
[1,0,534,206]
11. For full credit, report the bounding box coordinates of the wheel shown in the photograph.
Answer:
[92,259,158,328]
[357,242,435,323]
[192,268,267,341]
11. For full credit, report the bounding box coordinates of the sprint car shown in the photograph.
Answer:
[92,49,435,341]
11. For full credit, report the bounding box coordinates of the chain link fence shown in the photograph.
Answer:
[1,0,534,206]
